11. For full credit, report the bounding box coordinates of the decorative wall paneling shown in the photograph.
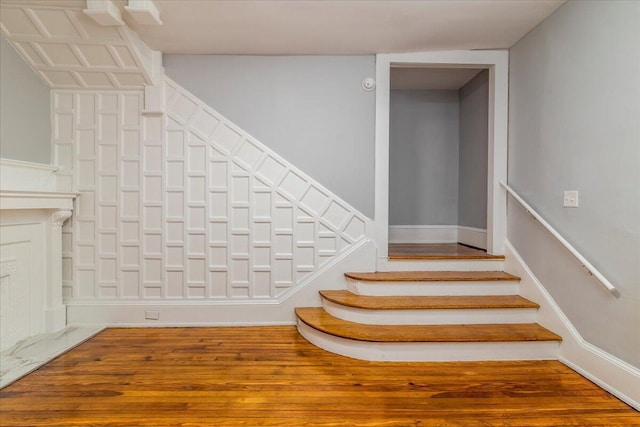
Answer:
[0,1,160,90]
[56,77,370,314]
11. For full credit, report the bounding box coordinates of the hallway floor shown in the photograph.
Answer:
[388,243,504,260]
[1,326,637,426]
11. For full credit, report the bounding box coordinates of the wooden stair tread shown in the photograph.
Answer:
[389,254,505,260]
[296,308,562,343]
[319,291,539,310]
[344,270,520,282]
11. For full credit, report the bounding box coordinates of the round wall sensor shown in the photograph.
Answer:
[362,77,376,91]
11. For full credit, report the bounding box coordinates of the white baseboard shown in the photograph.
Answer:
[389,225,487,249]
[389,225,458,244]
[504,240,640,410]
[457,226,487,250]
[66,241,377,327]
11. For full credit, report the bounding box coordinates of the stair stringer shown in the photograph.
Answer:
[504,240,640,410]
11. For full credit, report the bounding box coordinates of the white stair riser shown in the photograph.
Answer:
[297,321,559,362]
[322,300,538,325]
[377,259,505,272]
[347,279,519,296]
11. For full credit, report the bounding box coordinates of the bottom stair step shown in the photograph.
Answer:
[295,308,562,362]
[296,308,561,343]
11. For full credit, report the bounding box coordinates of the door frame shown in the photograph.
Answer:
[374,50,508,263]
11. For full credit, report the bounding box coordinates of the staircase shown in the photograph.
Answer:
[295,245,562,361]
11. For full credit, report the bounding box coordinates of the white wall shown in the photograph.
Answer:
[508,0,640,367]
[458,70,488,230]
[389,90,460,225]
[0,35,50,164]
[163,55,375,218]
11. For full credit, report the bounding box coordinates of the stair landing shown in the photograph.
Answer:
[388,243,504,260]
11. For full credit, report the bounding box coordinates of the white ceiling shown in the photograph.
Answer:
[123,0,566,55]
[391,67,483,91]
[1,0,566,55]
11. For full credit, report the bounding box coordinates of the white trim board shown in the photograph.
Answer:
[389,225,487,249]
[375,50,508,266]
[0,158,58,192]
[504,240,640,410]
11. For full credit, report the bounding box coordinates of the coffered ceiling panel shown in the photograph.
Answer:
[0,1,159,90]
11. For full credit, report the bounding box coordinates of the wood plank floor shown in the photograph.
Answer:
[1,327,638,426]
[389,243,505,260]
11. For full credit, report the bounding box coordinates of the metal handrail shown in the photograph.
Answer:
[500,181,617,295]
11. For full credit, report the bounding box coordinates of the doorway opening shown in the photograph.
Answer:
[388,66,489,253]
[374,51,508,266]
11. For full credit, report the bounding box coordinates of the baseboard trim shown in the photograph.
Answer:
[389,225,487,249]
[504,240,640,410]
[457,226,487,250]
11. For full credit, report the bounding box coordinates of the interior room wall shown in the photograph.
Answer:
[458,70,489,230]
[388,90,460,226]
[508,0,640,367]
[0,35,51,164]
[163,55,375,218]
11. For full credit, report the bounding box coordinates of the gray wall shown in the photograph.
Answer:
[389,90,459,225]
[0,35,50,164]
[163,55,375,217]
[509,0,640,366]
[458,70,488,229]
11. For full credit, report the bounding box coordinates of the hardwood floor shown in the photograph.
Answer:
[389,243,505,260]
[1,327,637,426]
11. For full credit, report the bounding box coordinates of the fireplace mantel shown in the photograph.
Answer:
[0,190,77,210]
[0,159,78,351]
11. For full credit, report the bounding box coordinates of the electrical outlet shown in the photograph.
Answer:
[145,310,160,320]
[563,190,579,208]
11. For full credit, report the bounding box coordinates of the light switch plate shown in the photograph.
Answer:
[563,190,579,207]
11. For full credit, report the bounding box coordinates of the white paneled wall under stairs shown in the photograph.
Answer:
[296,257,563,362]
[55,77,372,325]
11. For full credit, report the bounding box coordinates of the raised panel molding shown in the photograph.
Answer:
[56,77,371,305]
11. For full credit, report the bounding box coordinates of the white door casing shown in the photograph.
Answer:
[374,50,508,262]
